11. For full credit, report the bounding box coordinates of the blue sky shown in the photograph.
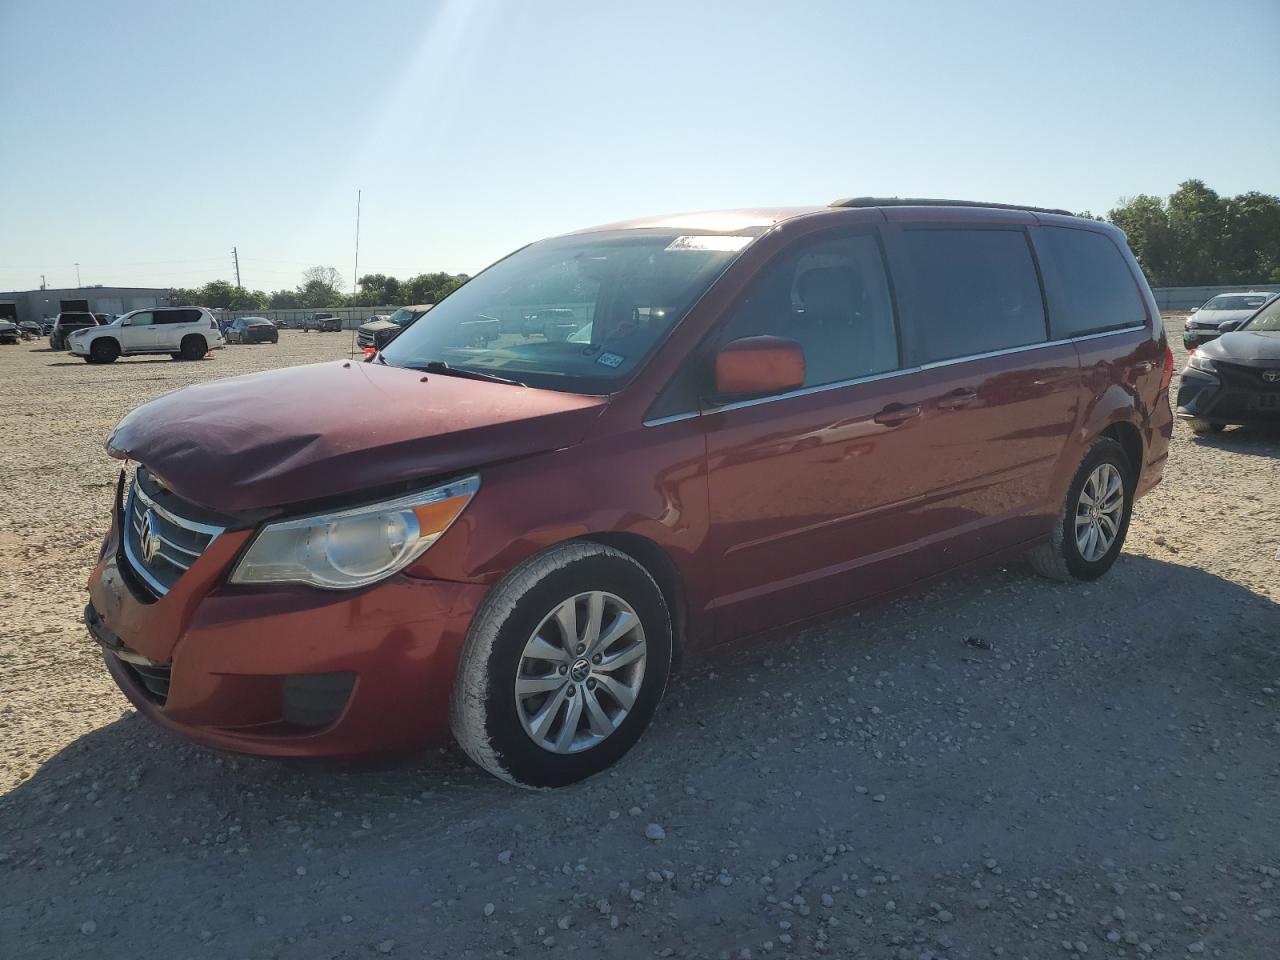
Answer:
[2,0,1277,293]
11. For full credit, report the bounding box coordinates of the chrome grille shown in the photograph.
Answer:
[122,477,224,596]
[356,329,375,349]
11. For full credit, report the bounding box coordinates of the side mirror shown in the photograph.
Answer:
[714,335,805,400]
[1218,320,1242,332]
[119,318,131,326]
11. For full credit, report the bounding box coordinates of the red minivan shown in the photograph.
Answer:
[86,199,1173,787]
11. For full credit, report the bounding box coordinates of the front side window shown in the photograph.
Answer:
[1039,226,1146,338]
[902,228,1047,364]
[380,230,756,393]
[719,232,899,387]
[127,311,154,327]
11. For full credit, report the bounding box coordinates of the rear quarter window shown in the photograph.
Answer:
[1038,226,1146,338]
[900,228,1047,364]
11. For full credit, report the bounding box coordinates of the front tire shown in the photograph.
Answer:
[451,542,672,788]
[1029,437,1134,582]
[89,338,120,364]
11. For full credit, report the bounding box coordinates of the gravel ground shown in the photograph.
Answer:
[1,322,1277,959]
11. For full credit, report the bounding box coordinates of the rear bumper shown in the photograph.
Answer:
[86,515,487,759]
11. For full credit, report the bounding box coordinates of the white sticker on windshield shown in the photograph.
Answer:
[665,235,753,253]
[596,352,625,368]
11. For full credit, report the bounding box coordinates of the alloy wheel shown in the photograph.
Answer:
[1074,463,1125,562]
[514,591,647,754]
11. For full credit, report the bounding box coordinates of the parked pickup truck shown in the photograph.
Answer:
[303,313,343,332]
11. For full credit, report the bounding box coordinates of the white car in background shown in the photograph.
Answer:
[69,306,224,363]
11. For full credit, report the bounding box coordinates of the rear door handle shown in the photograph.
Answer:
[873,402,922,426]
[936,388,978,410]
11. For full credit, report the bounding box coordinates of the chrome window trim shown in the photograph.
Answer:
[641,324,1149,425]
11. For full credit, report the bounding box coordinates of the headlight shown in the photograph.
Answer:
[229,475,479,589]
[1187,352,1217,373]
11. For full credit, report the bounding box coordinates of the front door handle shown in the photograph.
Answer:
[873,402,922,426]
[936,388,978,410]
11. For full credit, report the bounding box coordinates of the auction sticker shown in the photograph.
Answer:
[596,352,626,368]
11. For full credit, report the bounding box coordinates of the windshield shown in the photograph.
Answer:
[1203,294,1270,311]
[385,307,422,327]
[379,229,755,393]
[1243,297,1280,332]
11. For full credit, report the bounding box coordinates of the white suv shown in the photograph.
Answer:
[70,307,224,363]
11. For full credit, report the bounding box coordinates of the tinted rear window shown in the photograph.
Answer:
[901,229,1047,364]
[1039,227,1146,338]
[156,308,203,324]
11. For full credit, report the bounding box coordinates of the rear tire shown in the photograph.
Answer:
[1029,437,1134,583]
[90,338,120,363]
[169,352,183,360]
[451,542,672,788]
[179,335,206,361]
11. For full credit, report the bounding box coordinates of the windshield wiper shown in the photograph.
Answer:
[412,360,526,387]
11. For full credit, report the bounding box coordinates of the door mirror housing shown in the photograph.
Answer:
[119,318,130,326]
[1217,319,1242,332]
[714,335,806,400]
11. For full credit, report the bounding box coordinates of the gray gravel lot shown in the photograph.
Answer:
[1,323,1277,959]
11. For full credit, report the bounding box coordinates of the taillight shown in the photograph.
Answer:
[1159,343,1174,392]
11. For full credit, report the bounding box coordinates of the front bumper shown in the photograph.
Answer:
[86,497,487,759]
[69,337,90,355]
[1182,328,1221,349]
[1176,366,1280,426]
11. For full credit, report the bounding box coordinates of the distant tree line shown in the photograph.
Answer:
[170,267,468,311]
[1084,180,1280,287]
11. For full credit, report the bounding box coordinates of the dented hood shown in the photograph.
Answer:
[107,361,607,513]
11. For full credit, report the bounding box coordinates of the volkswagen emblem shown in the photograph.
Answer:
[1263,369,1280,384]
[140,510,162,566]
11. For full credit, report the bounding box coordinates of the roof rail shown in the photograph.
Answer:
[829,197,1074,217]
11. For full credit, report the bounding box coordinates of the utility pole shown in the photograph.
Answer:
[75,263,82,286]
[232,247,241,288]
[40,274,47,290]
[352,189,362,297]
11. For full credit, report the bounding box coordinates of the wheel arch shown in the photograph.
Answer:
[1099,420,1143,485]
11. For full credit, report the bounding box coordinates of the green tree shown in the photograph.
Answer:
[196,280,239,309]
[1165,179,1226,285]
[355,273,401,306]
[1107,194,1175,285]
[297,266,346,307]
[402,271,465,304]
[1221,191,1280,283]
[268,289,303,309]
